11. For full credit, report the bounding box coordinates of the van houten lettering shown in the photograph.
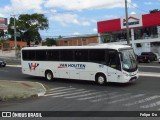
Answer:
[58,64,86,69]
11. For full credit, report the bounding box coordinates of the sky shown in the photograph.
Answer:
[0,0,160,39]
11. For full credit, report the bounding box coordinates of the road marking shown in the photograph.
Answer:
[49,87,67,91]
[77,92,109,100]
[47,87,77,94]
[90,92,121,103]
[140,101,160,109]
[7,65,21,67]
[108,94,145,104]
[139,72,160,77]
[51,89,91,97]
[139,65,160,68]
[124,95,160,107]
[0,70,9,72]
[44,88,79,96]
[65,92,104,99]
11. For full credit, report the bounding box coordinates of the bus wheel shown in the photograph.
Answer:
[45,71,53,81]
[96,74,106,85]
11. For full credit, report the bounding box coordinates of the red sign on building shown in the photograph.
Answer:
[97,12,160,33]
[0,17,7,30]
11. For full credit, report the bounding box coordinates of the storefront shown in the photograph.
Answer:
[97,12,160,55]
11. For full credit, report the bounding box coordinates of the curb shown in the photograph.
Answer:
[35,82,47,97]
[0,80,47,101]
[6,65,21,67]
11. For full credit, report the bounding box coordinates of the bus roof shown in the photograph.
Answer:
[22,44,131,50]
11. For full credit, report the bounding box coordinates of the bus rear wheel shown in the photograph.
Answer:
[45,71,53,81]
[96,74,106,85]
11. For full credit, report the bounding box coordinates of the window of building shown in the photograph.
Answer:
[134,26,158,40]
[136,43,141,47]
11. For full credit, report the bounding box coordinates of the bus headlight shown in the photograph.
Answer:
[123,72,129,77]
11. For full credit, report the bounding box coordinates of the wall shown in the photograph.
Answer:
[0,50,16,57]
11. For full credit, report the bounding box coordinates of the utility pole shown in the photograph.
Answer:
[11,15,17,57]
[125,0,130,45]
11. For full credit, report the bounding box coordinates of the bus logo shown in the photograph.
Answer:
[58,63,86,69]
[28,63,39,70]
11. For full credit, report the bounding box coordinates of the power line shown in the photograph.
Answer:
[128,2,148,13]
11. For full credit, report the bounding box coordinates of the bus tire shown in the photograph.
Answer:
[95,74,106,85]
[45,70,53,81]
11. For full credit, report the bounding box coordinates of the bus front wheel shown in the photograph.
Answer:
[95,74,106,85]
[45,71,53,81]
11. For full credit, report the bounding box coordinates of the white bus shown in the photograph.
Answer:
[21,44,138,85]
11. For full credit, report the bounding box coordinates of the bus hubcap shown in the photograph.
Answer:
[47,73,52,80]
[98,76,105,84]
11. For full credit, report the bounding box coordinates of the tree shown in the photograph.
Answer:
[8,13,49,46]
[43,38,57,46]
[0,30,4,38]
[150,9,160,13]
[8,17,22,41]
[23,28,42,45]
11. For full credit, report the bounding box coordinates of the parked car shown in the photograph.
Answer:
[0,59,6,67]
[137,52,157,63]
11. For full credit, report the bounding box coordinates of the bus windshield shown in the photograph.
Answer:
[120,49,138,72]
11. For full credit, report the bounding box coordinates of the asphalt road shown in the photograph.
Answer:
[0,64,160,120]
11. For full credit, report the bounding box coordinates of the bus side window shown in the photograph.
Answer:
[28,50,36,61]
[74,50,88,61]
[107,50,121,70]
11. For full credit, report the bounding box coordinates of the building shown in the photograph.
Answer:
[0,40,27,51]
[0,17,7,30]
[97,12,160,55]
[56,34,99,46]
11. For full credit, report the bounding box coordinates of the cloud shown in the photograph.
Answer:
[91,19,97,23]
[130,11,136,14]
[144,2,152,5]
[93,28,97,32]
[0,0,44,15]
[73,32,80,35]
[50,13,91,26]
[82,21,90,26]
[45,0,132,11]
[50,13,80,26]
[0,13,5,17]
[105,15,118,20]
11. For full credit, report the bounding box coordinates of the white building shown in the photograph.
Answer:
[97,12,160,56]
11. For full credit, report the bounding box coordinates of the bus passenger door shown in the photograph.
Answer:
[107,50,121,82]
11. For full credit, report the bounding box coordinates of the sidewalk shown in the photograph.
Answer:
[0,80,46,101]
